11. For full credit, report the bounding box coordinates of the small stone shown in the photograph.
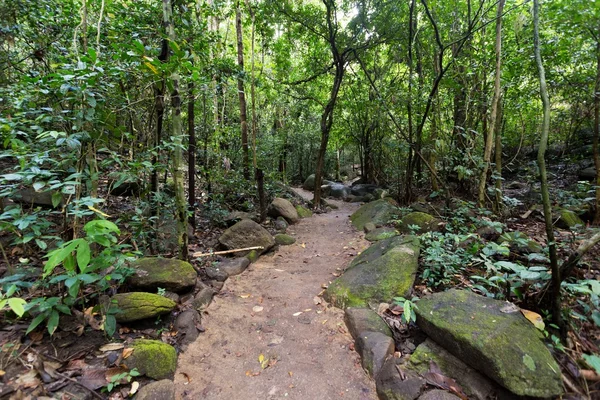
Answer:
[112,293,176,323]
[274,234,296,245]
[135,379,175,400]
[124,339,177,380]
[174,310,201,350]
[205,266,228,282]
[363,222,377,233]
[217,257,250,277]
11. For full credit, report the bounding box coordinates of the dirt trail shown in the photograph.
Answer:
[175,189,377,400]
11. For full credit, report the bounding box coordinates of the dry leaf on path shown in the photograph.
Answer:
[292,312,303,316]
[240,294,251,298]
[129,381,140,396]
[100,343,125,352]
[179,372,192,384]
[252,306,264,313]
[313,296,322,305]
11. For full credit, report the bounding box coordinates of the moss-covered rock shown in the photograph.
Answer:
[128,257,197,293]
[268,197,299,224]
[376,358,425,400]
[135,379,175,400]
[395,211,441,234]
[323,236,420,309]
[274,233,296,245]
[356,332,394,378]
[415,289,562,398]
[112,292,176,323]
[365,227,399,242]
[407,339,513,400]
[296,205,313,218]
[363,222,376,233]
[344,308,392,341]
[245,250,259,263]
[218,219,275,256]
[556,209,584,230]
[302,174,316,191]
[350,199,400,231]
[124,339,177,380]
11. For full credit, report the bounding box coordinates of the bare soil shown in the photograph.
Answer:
[175,189,377,400]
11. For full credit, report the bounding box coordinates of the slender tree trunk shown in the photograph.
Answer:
[494,96,504,211]
[188,81,196,229]
[593,27,600,224]
[163,0,188,259]
[404,0,416,204]
[236,1,250,180]
[533,0,561,335]
[478,0,505,208]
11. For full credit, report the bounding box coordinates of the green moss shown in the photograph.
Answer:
[246,250,259,263]
[112,292,176,322]
[124,339,177,380]
[415,290,562,398]
[350,199,400,230]
[296,205,313,218]
[324,238,420,309]
[395,212,440,234]
[274,233,296,245]
[557,209,584,230]
[129,257,197,292]
[365,227,399,242]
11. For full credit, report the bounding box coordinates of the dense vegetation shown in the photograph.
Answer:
[1,0,600,395]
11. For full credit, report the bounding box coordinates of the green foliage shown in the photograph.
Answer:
[104,368,140,393]
[392,296,418,324]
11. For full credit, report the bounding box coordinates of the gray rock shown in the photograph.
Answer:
[174,310,201,350]
[345,308,393,341]
[192,285,216,311]
[408,339,516,400]
[135,379,175,400]
[363,222,377,233]
[415,289,562,398]
[205,266,228,282]
[418,390,461,400]
[320,184,332,197]
[324,236,420,309]
[128,257,197,293]
[376,358,426,400]
[217,257,250,277]
[329,183,350,199]
[274,216,288,231]
[124,339,177,380]
[373,188,388,199]
[556,209,584,230]
[274,233,296,245]
[267,197,299,224]
[218,219,275,256]
[350,195,365,203]
[578,166,595,181]
[302,174,316,191]
[356,331,394,378]
[11,188,63,208]
[224,211,259,226]
[112,292,176,323]
[365,227,399,242]
[351,184,378,197]
[396,212,442,234]
[363,193,375,202]
[350,199,400,230]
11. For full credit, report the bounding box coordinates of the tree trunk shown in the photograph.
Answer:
[478,0,505,208]
[163,0,188,259]
[404,0,416,204]
[188,81,196,229]
[533,0,561,335]
[593,27,600,224]
[236,2,250,180]
[494,96,504,211]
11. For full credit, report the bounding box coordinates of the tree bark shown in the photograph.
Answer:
[188,80,196,229]
[533,0,561,335]
[593,26,600,224]
[478,0,505,208]
[236,1,250,180]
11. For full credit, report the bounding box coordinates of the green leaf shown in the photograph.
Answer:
[583,354,600,375]
[76,241,91,272]
[522,354,536,371]
[67,279,80,298]
[43,240,81,277]
[26,313,47,334]
[592,310,600,327]
[51,191,62,208]
[47,310,59,335]
[104,314,116,337]
[7,298,27,317]
[32,182,45,191]
[88,48,97,63]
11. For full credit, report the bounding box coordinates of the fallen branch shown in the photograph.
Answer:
[192,246,264,258]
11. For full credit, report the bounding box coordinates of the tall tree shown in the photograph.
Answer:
[236,0,250,180]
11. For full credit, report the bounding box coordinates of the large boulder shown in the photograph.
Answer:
[112,292,176,323]
[329,183,350,200]
[350,199,400,231]
[376,358,425,400]
[224,211,259,226]
[365,227,399,242]
[267,197,299,224]
[324,236,420,309]
[415,289,562,398]
[578,166,596,181]
[11,188,63,208]
[395,212,442,234]
[218,219,275,256]
[556,209,584,230]
[128,257,197,293]
[351,184,378,197]
[124,339,177,380]
[302,174,316,191]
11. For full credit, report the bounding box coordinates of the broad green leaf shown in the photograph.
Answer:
[7,298,26,317]
[26,313,47,334]
[47,310,59,335]
[522,354,536,371]
[583,354,600,375]
[32,182,45,191]
[43,240,80,277]
[51,191,62,208]
[76,241,91,272]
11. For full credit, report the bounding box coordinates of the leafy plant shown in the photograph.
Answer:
[392,296,418,324]
[104,368,140,392]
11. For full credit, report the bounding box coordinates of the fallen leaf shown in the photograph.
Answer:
[246,370,261,376]
[29,331,44,343]
[377,303,390,315]
[252,306,264,313]
[129,381,140,396]
[122,348,134,359]
[100,343,125,352]
[300,243,306,248]
[313,296,322,305]
[292,312,303,316]
[0,370,4,377]
[240,294,251,298]
[332,272,341,277]
[15,369,41,389]
[520,309,545,331]
[321,283,328,289]
[423,371,467,399]
[288,371,293,377]
[303,308,312,312]
[179,372,192,384]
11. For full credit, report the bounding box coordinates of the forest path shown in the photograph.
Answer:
[175,188,376,400]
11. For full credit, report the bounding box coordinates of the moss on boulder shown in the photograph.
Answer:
[128,257,197,293]
[415,289,562,398]
[556,209,584,230]
[324,236,420,309]
[395,212,441,234]
[302,174,316,191]
[350,199,400,231]
[274,233,296,245]
[295,205,313,218]
[344,308,392,340]
[112,292,176,323]
[365,227,399,242]
[218,219,275,256]
[124,339,177,380]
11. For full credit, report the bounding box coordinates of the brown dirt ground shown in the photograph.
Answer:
[175,189,377,400]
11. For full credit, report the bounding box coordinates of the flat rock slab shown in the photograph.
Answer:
[217,257,250,276]
[418,390,461,400]
[356,331,394,378]
[350,199,400,230]
[112,292,176,323]
[395,212,442,234]
[415,289,562,398]
[345,308,392,340]
[218,219,275,256]
[408,339,516,400]
[124,339,177,380]
[129,257,197,293]
[376,358,425,400]
[324,236,420,308]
